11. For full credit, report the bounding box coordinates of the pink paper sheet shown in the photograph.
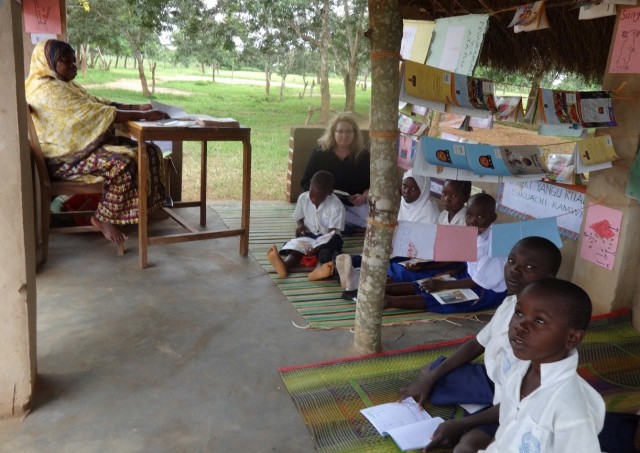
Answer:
[434,225,478,262]
[609,7,640,74]
[23,0,62,35]
[579,203,623,270]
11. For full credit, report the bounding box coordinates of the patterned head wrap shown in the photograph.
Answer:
[44,39,75,72]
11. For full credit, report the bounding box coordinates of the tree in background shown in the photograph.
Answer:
[170,1,237,83]
[68,0,180,96]
[330,0,369,112]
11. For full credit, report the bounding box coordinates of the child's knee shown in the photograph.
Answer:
[453,429,493,453]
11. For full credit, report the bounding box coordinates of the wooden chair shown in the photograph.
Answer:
[27,104,123,265]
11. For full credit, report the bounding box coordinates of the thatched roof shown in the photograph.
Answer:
[397,1,616,82]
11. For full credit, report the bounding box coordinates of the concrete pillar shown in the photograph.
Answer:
[0,0,37,417]
[572,7,640,324]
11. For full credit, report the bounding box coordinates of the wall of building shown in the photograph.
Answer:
[0,0,37,417]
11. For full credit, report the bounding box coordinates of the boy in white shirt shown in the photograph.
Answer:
[480,278,605,453]
[402,237,562,452]
[267,170,345,279]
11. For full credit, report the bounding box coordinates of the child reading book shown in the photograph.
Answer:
[335,169,440,292]
[403,237,562,453]
[384,193,506,313]
[388,179,473,283]
[267,170,345,280]
[479,278,605,453]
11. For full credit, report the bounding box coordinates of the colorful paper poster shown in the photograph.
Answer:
[452,74,498,112]
[538,89,617,127]
[391,221,478,261]
[426,14,489,76]
[494,96,525,122]
[543,151,576,184]
[422,137,472,171]
[434,225,478,261]
[398,135,418,170]
[398,114,429,136]
[467,145,547,177]
[577,91,617,127]
[404,62,453,104]
[402,20,435,64]
[497,180,586,239]
[575,135,619,166]
[580,203,623,270]
[609,7,640,73]
[509,1,550,32]
[22,0,62,34]
[490,218,563,257]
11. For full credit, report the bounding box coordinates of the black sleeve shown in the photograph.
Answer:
[301,148,323,191]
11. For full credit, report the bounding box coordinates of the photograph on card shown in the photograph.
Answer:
[452,74,497,112]
[538,89,580,125]
[422,137,472,170]
[398,135,419,170]
[577,91,617,127]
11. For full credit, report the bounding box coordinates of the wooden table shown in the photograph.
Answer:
[123,121,251,268]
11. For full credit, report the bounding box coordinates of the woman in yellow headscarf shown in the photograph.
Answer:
[25,39,168,245]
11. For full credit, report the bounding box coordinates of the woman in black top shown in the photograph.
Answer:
[301,112,370,228]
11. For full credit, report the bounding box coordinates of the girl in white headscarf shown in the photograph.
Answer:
[397,169,440,224]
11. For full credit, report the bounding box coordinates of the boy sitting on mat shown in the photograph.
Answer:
[400,236,562,452]
[267,170,345,280]
[384,193,506,313]
[478,278,604,452]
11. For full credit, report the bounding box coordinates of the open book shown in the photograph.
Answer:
[333,189,353,206]
[416,275,479,305]
[280,231,336,255]
[151,101,239,128]
[360,398,444,451]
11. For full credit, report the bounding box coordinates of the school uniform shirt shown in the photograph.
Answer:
[467,228,507,293]
[437,206,467,226]
[476,294,518,403]
[481,350,605,453]
[293,192,345,235]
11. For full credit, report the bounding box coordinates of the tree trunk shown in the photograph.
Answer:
[211,64,216,83]
[115,55,120,68]
[264,61,272,97]
[319,0,331,122]
[78,43,88,77]
[525,68,545,116]
[344,60,358,111]
[133,50,150,97]
[149,61,157,95]
[124,55,128,69]
[354,0,403,354]
[280,73,287,102]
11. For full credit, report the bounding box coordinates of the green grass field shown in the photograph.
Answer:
[79,65,372,201]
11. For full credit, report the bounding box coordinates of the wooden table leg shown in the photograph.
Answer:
[200,140,207,227]
[138,142,149,268]
[240,138,252,256]
[169,140,183,202]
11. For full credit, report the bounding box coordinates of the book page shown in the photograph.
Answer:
[386,417,444,451]
[360,398,431,436]
[431,288,479,305]
[151,101,194,120]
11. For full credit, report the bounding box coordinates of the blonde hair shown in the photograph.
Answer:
[317,112,365,159]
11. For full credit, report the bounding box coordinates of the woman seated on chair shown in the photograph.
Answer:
[25,39,169,245]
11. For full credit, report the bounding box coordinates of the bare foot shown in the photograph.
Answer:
[308,262,335,281]
[91,216,128,244]
[267,245,288,277]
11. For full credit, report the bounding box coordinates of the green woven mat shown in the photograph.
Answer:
[215,202,495,330]
[279,310,640,452]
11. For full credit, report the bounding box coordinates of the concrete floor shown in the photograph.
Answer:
[0,202,488,452]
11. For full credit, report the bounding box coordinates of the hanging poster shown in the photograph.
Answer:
[398,135,418,170]
[497,180,585,239]
[609,7,640,73]
[425,14,489,76]
[579,203,623,270]
[402,20,435,63]
[22,0,62,34]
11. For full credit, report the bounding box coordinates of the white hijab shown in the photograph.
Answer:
[398,169,440,224]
